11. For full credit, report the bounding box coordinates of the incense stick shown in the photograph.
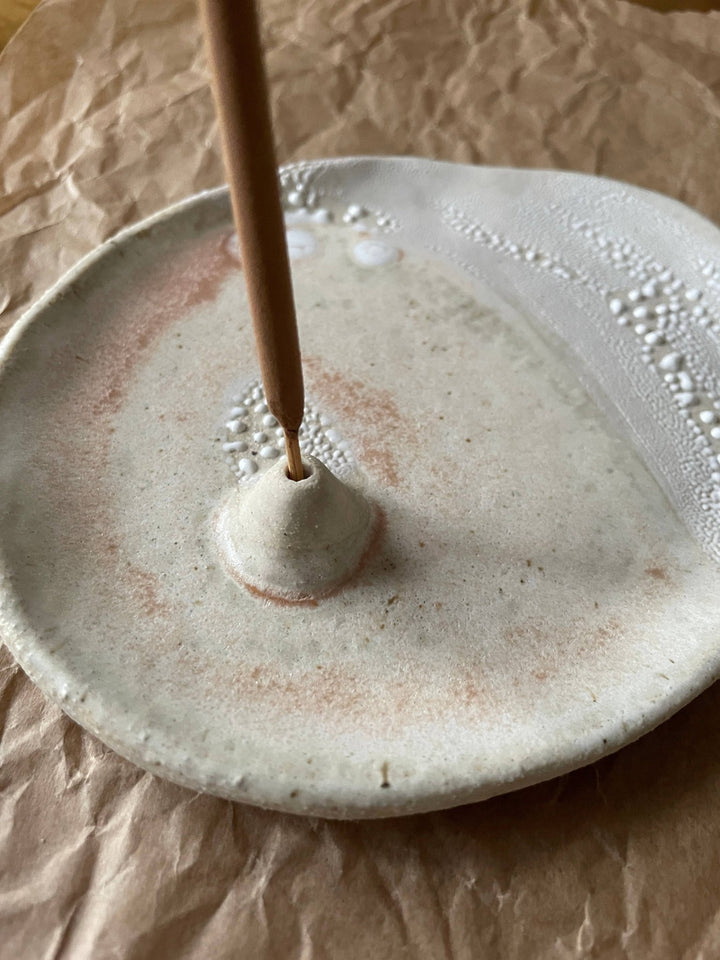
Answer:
[200,0,305,480]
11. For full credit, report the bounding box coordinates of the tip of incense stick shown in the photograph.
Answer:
[284,430,304,481]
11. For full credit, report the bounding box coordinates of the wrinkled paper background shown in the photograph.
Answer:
[3,0,720,956]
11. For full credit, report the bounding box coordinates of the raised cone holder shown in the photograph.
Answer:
[216,456,375,602]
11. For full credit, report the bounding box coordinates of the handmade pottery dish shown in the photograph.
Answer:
[2,157,720,818]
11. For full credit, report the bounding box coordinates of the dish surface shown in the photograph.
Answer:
[2,158,720,817]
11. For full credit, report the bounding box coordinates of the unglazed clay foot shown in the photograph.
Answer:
[216,456,375,602]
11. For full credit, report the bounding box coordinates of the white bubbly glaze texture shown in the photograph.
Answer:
[277,160,720,565]
[220,378,355,482]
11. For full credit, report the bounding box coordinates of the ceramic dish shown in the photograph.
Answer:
[2,158,720,818]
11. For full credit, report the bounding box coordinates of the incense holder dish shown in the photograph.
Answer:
[2,158,720,817]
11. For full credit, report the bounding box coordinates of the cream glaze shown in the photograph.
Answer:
[216,457,374,601]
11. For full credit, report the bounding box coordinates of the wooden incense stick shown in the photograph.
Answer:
[200,0,305,481]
